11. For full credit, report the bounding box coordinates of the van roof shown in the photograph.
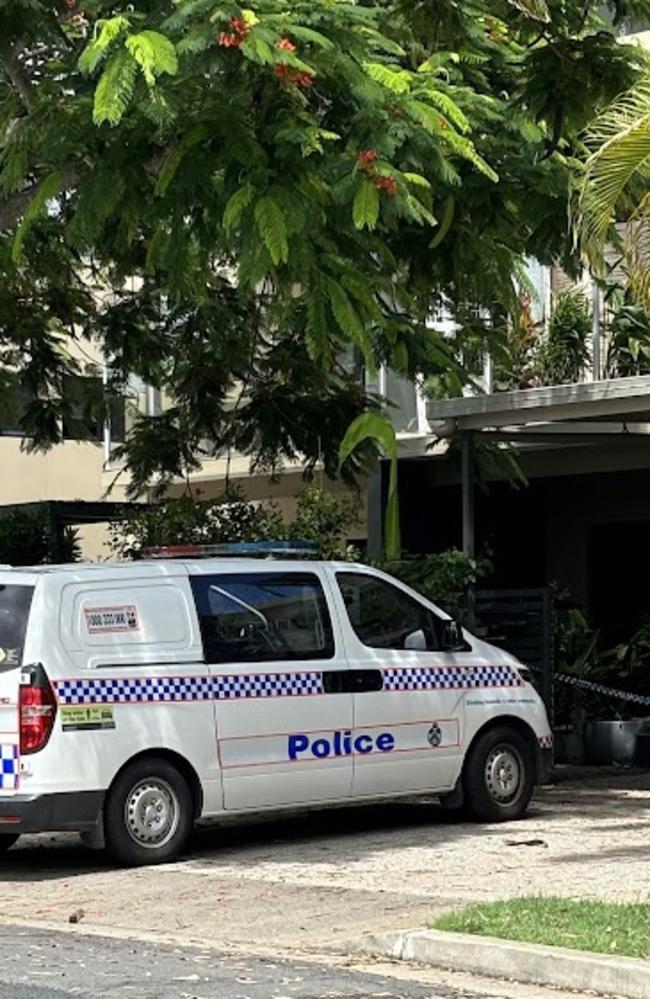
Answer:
[0,558,358,580]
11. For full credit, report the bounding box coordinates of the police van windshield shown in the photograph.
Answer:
[0,585,34,671]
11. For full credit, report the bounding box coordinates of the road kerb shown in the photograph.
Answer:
[353,928,650,999]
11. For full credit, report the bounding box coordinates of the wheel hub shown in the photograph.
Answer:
[124,778,179,849]
[484,745,522,804]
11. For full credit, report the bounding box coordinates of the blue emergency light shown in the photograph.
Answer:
[145,541,319,560]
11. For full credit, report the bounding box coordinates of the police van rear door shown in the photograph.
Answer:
[0,573,36,796]
[190,565,354,810]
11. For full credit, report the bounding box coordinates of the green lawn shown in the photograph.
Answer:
[432,898,650,959]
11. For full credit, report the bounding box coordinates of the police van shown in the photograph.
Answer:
[0,545,553,866]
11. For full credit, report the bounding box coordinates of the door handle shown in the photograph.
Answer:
[351,669,383,692]
[322,670,384,694]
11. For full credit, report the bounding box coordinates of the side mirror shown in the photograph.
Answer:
[404,628,427,651]
[441,619,468,652]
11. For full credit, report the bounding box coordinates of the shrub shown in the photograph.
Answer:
[290,486,360,560]
[534,288,591,386]
[0,505,80,566]
[377,550,491,620]
[109,487,284,560]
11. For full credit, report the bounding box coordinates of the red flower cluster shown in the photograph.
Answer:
[219,17,250,48]
[276,37,297,52]
[275,64,314,87]
[357,149,378,171]
[374,175,397,196]
[357,149,396,196]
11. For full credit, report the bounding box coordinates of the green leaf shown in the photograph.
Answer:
[417,51,460,74]
[306,286,329,361]
[404,193,437,227]
[254,195,289,265]
[12,170,61,263]
[403,172,431,189]
[429,195,455,248]
[93,48,138,126]
[0,140,28,194]
[416,90,470,134]
[364,62,412,94]
[223,183,255,232]
[287,25,335,50]
[353,178,380,230]
[155,125,208,197]
[126,30,178,87]
[325,277,376,376]
[338,412,401,559]
[241,34,276,65]
[78,16,130,74]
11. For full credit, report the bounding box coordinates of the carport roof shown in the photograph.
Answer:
[427,374,650,439]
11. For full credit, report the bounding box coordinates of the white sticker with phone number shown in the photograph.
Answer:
[84,605,140,634]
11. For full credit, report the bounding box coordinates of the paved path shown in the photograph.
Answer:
[0,923,529,999]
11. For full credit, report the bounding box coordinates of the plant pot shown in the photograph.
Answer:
[584,719,643,766]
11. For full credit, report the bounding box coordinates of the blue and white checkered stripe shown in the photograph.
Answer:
[212,672,322,700]
[55,672,324,706]
[55,675,213,705]
[383,664,521,693]
[0,744,19,791]
[55,664,520,706]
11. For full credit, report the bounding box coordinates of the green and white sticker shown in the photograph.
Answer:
[61,705,115,732]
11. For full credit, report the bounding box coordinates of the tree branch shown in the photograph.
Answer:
[0,39,35,112]
[0,163,81,232]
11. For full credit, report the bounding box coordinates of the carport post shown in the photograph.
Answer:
[461,431,475,560]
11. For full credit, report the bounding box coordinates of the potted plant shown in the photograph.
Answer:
[583,618,650,765]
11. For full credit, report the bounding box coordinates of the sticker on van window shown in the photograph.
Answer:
[84,605,140,634]
[61,705,115,731]
[0,648,20,666]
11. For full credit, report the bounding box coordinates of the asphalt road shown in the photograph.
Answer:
[0,924,506,999]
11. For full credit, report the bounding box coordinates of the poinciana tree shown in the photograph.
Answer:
[0,0,647,499]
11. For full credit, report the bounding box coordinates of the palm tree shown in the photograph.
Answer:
[574,71,650,309]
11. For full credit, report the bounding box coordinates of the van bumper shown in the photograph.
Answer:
[0,791,104,834]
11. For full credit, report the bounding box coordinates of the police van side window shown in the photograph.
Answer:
[190,573,335,664]
[337,572,440,652]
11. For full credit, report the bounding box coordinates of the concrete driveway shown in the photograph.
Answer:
[0,767,647,957]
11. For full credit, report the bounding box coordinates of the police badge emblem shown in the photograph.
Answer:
[427,723,442,748]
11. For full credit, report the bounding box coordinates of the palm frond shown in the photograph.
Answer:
[574,75,650,267]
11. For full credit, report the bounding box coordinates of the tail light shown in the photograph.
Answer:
[19,665,57,754]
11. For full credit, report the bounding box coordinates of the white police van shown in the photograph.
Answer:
[0,544,552,865]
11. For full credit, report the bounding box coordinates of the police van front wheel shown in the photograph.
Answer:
[462,726,535,823]
[105,758,193,866]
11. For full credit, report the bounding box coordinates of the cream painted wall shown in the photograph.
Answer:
[0,439,130,560]
[0,438,106,502]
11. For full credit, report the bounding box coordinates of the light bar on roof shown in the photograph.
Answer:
[144,541,319,560]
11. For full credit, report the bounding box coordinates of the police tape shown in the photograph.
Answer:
[553,671,650,706]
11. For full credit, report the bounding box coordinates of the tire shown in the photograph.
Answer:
[104,757,193,866]
[462,725,535,823]
[0,834,19,852]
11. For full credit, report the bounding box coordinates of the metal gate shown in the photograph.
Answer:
[473,589,554,719]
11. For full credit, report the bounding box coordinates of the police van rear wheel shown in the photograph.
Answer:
[462,726,534,823]
[105,758,193,866]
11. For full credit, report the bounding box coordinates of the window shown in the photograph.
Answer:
[190,573,335,664]
[0,585,34,671]
[62,375,125,443]
[337,572,441,651]
[0,386,34,437]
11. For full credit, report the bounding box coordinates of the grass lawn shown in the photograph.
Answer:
[432,898,650,959]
